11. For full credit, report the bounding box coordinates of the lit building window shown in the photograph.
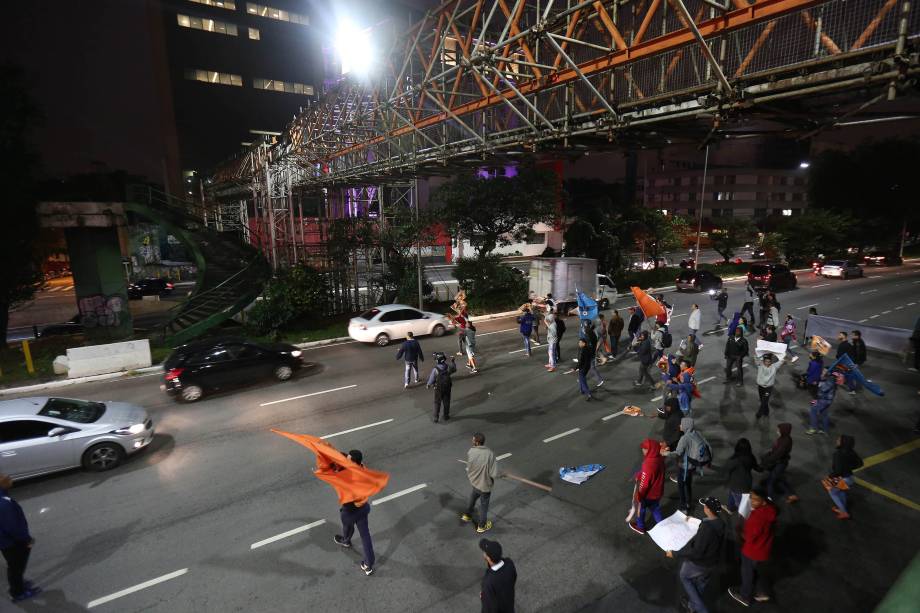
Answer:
[782,209,793,216]
[185,68,243,87]
[246,3,309,25]
[177,14,238,36]
[248,27,260,40]
[253,78,314,95]
[187,0,236,9]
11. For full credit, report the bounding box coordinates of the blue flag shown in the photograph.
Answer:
[827,353,885,396]
[577,290,598,322]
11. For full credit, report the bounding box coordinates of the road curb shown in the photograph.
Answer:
[0,365,163,397]
[295,336,353,349]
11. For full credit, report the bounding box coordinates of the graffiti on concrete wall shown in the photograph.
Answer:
[78,294,126,328]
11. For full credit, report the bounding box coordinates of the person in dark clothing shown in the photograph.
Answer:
[826,435,863,520]
[807,368,839,435]
[576,338,595,401]
[554,315,567,363]
[667,497,726,613]
[911,317,920,371]
[0,474,40,602]
[740,282,756,327]
[761,325,778,343]
[850,330,867,365]
[655,398,684,453]
[633,331,655,388]
[479,539,516,613]
[426,352,457,423]
[713,288,729,327]
[835,332,854,360]
[627,307,644,341]
[723,326,749,386]
[802,306,818,346]
[723,438,762,513]
[395,332,424,388]
[333,451,377,575]
[608,309,625,356]
[760,423,798,504]
[517,308,535,356]
[804,352,823,398]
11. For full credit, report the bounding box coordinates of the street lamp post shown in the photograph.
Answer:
[694,146,710,268]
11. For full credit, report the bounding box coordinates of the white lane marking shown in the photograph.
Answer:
[478,328,516,337]
[496,452,513,461]
[895,306,904,310]
[250,519,326,550]
[602,410,625,421]
[372,483,427,506]
[858,318,868,323]
[259,384,357,407]
[812,283,831,288]
[320,419,394,440]
[670,313,687,318]
[882,310,892,314]
[543,428,580,443]
[796,303,819,310]
[867,275,880,278]
[508,343,542,354]
[909,302,917,306]
[870,315,879,319]
[87,568,189,609]
[860,289,877,295]
[698,376,716,384]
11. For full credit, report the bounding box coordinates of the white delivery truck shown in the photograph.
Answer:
[528,257,617,315]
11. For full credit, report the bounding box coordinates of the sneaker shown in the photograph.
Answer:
[460,513,473,522]
[805,428,818,435]
[360,562,374,576]
[11,588,41,603]
[585,395,593,402]
[728,587,750,607]
[753,594,771,603]
[431,416,439,423]
[849,390,857,396]
[547,368,556,372]
[333,535,351,548]
[736,382,744,387]
[786,495,800,504]
[476,521,493,533]
[471,368,479,374]
[628,522,645,535]
[819,430,828,435]
[596,380,605,388]
[404,383,409,389]
[669,474,678,484]
[414,379,420,384]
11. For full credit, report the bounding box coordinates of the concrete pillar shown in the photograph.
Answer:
[66,227,133,341]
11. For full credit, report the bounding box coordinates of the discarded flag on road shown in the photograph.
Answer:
[631,287,666,318]
[827,353,885,396]
[271,429,390,505]
[559,464,605,485]
[576,290,598,322]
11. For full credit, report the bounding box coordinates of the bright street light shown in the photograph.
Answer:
[335,20,372,77]
[799,161,810,169]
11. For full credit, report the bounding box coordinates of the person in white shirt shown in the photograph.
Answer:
[688,304,702,338]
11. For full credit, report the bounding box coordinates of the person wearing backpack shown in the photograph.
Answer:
[517,307,535,356]
[426,352,457,423]
[674,418,711,513]
[759,423,799,504]
[723,438,762,513]
[826,434,863,520]
[651,323,666,362]
[668,359,697,415]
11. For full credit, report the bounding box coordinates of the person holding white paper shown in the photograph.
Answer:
[755,353,783,419]
[666,497,725,613]
[723,438,762,513]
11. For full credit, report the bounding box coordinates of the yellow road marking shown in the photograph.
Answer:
[854,478,920,513]
[856,439,920,472]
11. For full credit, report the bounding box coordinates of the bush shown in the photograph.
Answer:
[247,264,329,336]
[453,254,528,314]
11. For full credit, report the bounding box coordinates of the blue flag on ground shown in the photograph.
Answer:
[827,353,885,396]
[577,290,598,322]
[559,464,605,485]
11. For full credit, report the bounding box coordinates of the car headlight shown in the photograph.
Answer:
[114,423,146,435]
[290,350,302,358]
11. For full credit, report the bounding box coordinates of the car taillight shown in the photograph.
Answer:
[166,282,174,289]
[165,367,184,381]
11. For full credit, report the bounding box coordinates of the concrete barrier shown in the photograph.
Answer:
[65,339,152,378]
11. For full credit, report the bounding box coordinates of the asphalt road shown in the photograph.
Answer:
[4,263,920,612]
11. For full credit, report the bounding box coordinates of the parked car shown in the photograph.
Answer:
[127,278,174,299]
[863,252,903,266]
[162,337,306,402]
[747,263,797,290]
[36,315,83,338]
[629,257,673,271]
[675,269,723,292]
[751,247,768,259]
[0,397,154,479]
[821,260,864,279]
[348,304,454,347]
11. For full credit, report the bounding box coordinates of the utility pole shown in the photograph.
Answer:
[694,146,710,268]
[413,180,424,312]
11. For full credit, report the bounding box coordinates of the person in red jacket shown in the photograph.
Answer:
[629,438,665,534]
[729,487,777,607]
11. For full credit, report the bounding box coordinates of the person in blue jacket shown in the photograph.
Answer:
[668,359,696,415]
[804,351,823,398]
[0,473,40,602]
[395,331,424,389]
[517,307,535,356]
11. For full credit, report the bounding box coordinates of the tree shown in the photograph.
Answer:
[630,208,687,268]
[772,209,855,266]
[453,253,528,313]
[0,65,44,346]
[247,264,329,337]
[376,205,436,304]
[710,218,757,262]
[431,163,559,256]
[561,179,629,274]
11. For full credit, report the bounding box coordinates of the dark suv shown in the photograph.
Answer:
[128,278,174,299]
[747,263,797,290]
[162,337,306,402]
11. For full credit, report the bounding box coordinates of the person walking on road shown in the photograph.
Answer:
[464,320,480,374]
[655,398,684,458]
[760,423,799,504]
[333,450,378,576]
[740,282,756,328]
[651,322,666,363]
[802,306,818,347]
[633,331,655,389]
[395,332,423,389]
[851,330,867,366]
[677,334,700,367]
[609,309,625,357]
[530,295,544,344]
[806,368,839,435]
[835,331,854,360]
[728,488,777,606]
[724,326,749,387]
[688,304,702,338]
[712,288,728,328]
[668,359,697,416]
[462,433,498,533]
[576,338,596,401]
[545,313,558,372]
[667,496,725,613]
[674,418,711,513]
[627,306,644,341]
[554,314,567,363]
[517,308,535,356]
[0,473,40,602]
[427,352,457,423]
[825,434,863,520]
[755,353,782,419]
[780,315,798,363]
[596,313,611,364]
[478,538,517,613]
[804,351,823,398]
[723,438,761,513]
[629,438,666,534]
[455,313,468,357]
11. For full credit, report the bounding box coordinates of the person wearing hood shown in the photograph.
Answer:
[728,488,777,607]
[804,352,823,397]
[724,326,749,387]
[627,306,644,341]
[655,398,684,454]
[632,331,655,388]
[629,438,665,534]
[674,418,711,513]
[826,435,863,520]
[688,304,702,338]
[426,352,457,423]
[851,329,867,366]
[650,322,665,363]
[723,438,762,513]
[760,423,799,504]
[678,334,699,367]
[545,313,558,371]
[517,307,535,356]
[608,309,625,356]
[667,496,726,613]
[807,368,839,435]
[668,359,696,415]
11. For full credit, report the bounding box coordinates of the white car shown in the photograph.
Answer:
[821,260,864,279]
[348,304,455,346]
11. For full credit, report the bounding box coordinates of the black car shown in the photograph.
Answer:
[675,269,723,292]
[162,337,306,402]
[751,247,768,259]
[747,263,797,290]
[863,252,903,266]
[128,278,174,299]
[36,315,84,338]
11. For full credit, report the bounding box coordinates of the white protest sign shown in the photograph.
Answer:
[756,340,787,360]
[648,510,701,552]
[738,493,752,519]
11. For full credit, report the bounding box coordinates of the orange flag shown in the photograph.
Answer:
[630,287,666,318]
[272,429,390,506]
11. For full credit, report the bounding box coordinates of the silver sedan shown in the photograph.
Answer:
[0,397,155,480]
